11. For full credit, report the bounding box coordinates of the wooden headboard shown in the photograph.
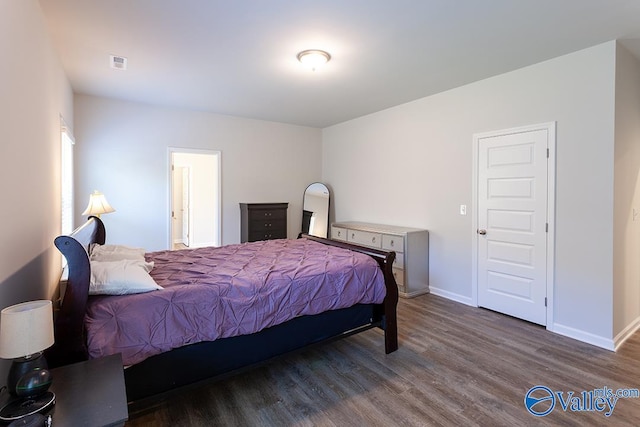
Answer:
[46,216,105,368]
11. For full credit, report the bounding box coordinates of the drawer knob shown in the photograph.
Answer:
[390,240,394,247]
[372,237,376,243]
[352,233,355,239]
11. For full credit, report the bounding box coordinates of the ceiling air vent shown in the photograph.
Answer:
[109,55,128,70]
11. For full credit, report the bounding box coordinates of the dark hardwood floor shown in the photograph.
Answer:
[126,294,640,426]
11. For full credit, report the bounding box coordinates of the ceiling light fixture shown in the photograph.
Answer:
[297,50,331,71]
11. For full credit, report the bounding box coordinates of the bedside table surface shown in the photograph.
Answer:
[49,353,128,427]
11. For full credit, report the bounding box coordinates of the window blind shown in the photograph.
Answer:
[61,118,75,236]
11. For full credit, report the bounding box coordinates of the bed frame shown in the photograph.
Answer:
[46,216,398,409]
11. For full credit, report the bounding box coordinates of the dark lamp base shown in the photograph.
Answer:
[7,354,48,396]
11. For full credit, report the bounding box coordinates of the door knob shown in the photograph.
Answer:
[477,229,487,235]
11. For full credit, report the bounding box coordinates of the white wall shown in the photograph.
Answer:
[323,42,618,347]
[613,43,640,345]
[74,95,322,251]
[0,0,73,384]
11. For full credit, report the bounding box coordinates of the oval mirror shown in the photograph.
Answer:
[302,183,331,238]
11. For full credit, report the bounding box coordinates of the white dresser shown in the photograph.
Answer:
[331,221,429,298]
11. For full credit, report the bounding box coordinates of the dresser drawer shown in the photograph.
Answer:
[382,234,404,252]
[347,229,382,248]
[249,208,287,220]
[250,218,286,232]
[249,229,287,241]
[393,268,405,289]
[393,252,404,269]
[331,226,348,241]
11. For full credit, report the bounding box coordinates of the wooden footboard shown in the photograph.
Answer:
[300,234,398,353]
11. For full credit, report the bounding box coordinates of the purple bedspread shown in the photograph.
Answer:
[84,238,386,366]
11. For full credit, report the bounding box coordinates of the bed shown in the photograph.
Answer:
[46,216,398,408]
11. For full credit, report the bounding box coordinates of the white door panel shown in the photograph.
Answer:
[487,240,534,267]
[487,210,534,233]
[487,178,534,199]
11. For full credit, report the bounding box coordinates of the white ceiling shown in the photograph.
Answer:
[39,0,640,128]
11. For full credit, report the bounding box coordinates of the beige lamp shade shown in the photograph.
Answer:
[0,300,55,359]
[82,190,115,217]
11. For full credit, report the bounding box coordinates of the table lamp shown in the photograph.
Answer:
[0,300,56,421]
[82,190,115,218]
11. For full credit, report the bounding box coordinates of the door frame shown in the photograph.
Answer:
[167,147,222,250]
[471,122,556,329]
[180,166,191,247]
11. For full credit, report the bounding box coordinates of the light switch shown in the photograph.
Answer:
[460,204,467,216]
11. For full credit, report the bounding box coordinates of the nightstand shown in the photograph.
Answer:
[48,353,128,426]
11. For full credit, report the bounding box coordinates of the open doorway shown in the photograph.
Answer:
[169,148,221,249]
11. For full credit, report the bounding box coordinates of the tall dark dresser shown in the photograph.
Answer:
[240,203,288,242]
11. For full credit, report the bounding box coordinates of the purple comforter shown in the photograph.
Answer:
[85,238,386,366]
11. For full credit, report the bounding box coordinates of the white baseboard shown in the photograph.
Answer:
[550,322,615,351]
[429,286,475,307]
[614,315,640,351]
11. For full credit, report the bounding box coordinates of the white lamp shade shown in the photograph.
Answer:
[82,190,115,216]
[0,300,55,359]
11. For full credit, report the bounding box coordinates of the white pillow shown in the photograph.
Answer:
[90,244,147,263]
[90,259,162,295]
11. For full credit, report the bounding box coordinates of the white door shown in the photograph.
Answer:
[476,125,551,325]
[182,167,191,247]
